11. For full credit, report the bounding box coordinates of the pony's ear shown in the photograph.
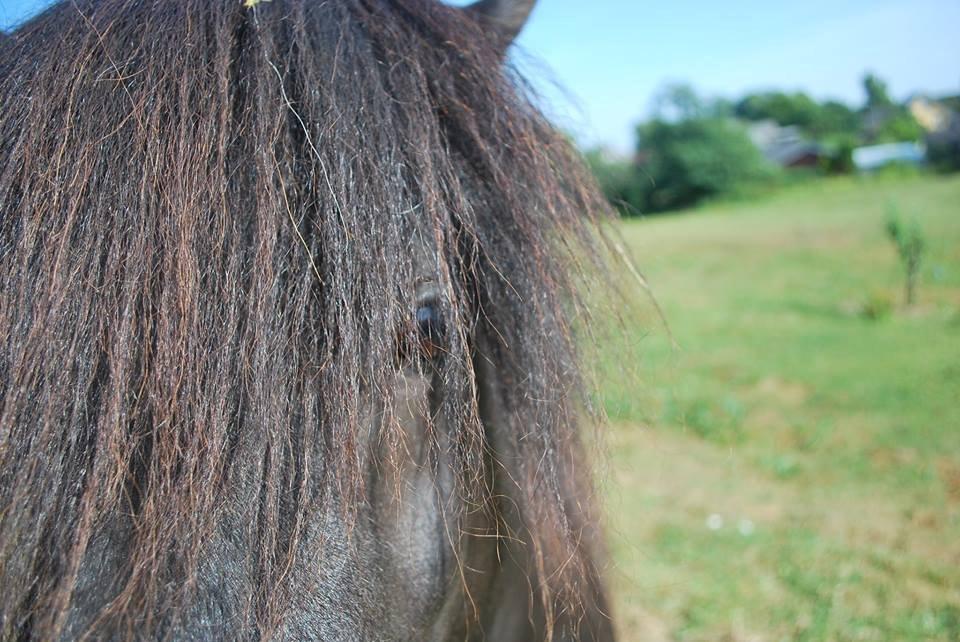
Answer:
[465,0,536,50]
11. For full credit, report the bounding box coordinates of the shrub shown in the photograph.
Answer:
[860,290,894,320]
[637,117,779,212]
[885,206,926,305]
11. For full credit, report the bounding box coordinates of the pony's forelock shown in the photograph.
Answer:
[0,0,610,638]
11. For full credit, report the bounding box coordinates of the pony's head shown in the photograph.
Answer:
[0,1,613,639]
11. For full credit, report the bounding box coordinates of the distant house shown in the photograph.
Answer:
[745,120,826,168]
[909,95,960,168]
[908,96,954,133]
[852,142,926,171]
[764,140,825,169]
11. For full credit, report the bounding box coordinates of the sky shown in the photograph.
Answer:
[3,0,959,153]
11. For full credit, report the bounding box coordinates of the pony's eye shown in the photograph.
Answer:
[395,300,448,367]
[415,303,446,355]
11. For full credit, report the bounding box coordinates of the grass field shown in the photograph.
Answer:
[599,173,960,641]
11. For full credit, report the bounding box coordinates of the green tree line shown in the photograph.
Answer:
[588,73,946,215]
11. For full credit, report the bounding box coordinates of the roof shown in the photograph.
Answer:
[746,120,823,166]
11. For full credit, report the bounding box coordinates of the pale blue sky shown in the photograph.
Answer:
[4,0,959,152]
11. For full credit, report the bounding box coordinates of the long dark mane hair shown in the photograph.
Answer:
[0,0,612,638]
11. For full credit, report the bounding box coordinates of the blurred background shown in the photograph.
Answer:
[4,0,959,639]
[479,2,960,639]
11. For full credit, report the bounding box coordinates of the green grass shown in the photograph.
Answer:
[598,173,960,641]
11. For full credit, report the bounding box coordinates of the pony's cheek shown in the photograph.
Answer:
[364,370,459,623]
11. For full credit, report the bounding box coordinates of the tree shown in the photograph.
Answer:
[809,100,860,139]
[860,73,924,143]
[652,83,734,122]
[874,112,925,144]
[637,117,778,212]
[734,91,822,129]
[652,84,705,122]
[863,73,894,109]
[584,85,781,215]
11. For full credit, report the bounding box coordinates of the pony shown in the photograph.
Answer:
[0,0,615,639]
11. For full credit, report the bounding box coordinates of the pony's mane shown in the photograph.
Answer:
[0,0,609,637]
